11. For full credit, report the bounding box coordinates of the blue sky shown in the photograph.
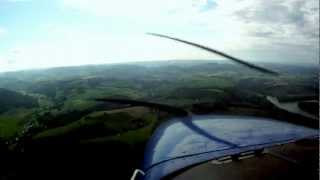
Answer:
[0,0,319,72]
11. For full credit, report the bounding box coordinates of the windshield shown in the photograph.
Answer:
[0,0,319,180]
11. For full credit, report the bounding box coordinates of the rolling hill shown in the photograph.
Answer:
[0,88,38,113]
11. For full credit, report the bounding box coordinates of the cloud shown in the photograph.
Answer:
[235,1,303,24]
[1,0,318,72]
[213,0,319,63]
[234,0,319,40]
[250,30,275,38]
[33,0,320,65]
[58,0,251,50]
[0,27,218,72]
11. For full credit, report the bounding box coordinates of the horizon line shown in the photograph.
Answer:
[0,59,317,74]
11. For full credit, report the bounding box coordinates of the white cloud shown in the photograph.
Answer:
[1,0,318,72]
[59,0,319,57]
[0,55,8,66]
[230,0,319,62]
[0,28,218,72]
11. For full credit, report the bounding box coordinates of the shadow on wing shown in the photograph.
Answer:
[95,98,237,147]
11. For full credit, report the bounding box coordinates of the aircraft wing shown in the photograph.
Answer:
[141,115,318,180]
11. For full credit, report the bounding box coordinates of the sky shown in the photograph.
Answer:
[0,0,319,72]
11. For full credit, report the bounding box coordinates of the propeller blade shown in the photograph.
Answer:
[147,33,279,76]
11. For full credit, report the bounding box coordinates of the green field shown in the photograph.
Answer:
[0,61,318,180]
[0,61,318,143]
